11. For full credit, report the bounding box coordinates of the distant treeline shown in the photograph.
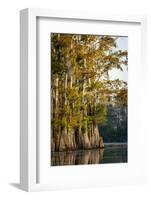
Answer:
[99,105,127,143]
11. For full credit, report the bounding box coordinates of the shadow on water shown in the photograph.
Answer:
[51,144,127,166]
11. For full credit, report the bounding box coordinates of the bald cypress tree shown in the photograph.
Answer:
[51,33,128,152]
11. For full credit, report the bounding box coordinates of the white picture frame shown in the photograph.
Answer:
[20,8,147,192]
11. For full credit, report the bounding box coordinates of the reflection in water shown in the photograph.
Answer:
[51,144,127,166]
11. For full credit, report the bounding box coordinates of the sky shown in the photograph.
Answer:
[109,36,128,82]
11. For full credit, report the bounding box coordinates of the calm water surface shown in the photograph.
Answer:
[51,144,127,166]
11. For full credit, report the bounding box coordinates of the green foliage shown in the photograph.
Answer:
[94,105,108,124]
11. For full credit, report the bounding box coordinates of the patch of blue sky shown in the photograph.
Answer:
[109,36,128,82]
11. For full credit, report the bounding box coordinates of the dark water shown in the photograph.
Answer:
[51,144,127,166]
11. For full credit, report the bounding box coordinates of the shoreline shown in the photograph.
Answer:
[52,143,127,153]
[104,142,127,147]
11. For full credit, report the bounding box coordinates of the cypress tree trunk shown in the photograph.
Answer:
[51,35,105,152]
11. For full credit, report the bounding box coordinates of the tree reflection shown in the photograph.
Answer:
[51,149,104,166]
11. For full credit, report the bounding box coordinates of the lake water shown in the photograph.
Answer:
[51,143,127,166]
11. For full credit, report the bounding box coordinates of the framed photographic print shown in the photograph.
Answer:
[20,8,147,191]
